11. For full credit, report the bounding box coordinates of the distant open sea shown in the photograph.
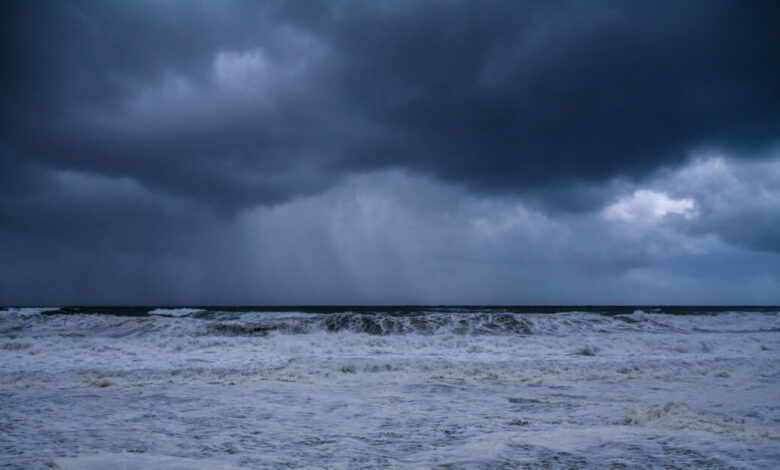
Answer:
[1,306,778,468]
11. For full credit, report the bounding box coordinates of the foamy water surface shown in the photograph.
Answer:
[1,307,778,468]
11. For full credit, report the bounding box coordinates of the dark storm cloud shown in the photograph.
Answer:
[2,0,779,210]
[326,0,780,184]
[2,1,780,305]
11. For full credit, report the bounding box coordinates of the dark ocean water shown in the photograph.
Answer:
[1,306,778,468]
[23,304,780,316]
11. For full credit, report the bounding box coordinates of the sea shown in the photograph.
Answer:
[1,306,778,469]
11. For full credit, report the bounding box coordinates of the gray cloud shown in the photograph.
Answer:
[217,158,780,304]
[3,1,779,209]
[655,154,780,254]
[3,157,778,305]
[1,1,779,304]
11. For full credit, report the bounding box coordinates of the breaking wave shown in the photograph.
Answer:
[148,308,207,317]
[0,307,61,316]
[2,305,778,468]
[1,307,778,338]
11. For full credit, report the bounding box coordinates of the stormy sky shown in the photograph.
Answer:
[1,0,779,305]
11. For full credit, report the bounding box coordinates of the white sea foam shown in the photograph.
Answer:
[54,453,240,470]
[625,401,780,441]
[148,308,205,317]
[1,310,778,468]
[0,307,60,316]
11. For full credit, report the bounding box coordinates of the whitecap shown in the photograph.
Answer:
[147,308,205,317]
[0,307,60,316]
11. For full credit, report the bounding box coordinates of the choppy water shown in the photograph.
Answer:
[1,306,778,469]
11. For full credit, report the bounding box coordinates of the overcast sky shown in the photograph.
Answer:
[2,0,779,305]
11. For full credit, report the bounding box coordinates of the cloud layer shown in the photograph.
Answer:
[1,1,779,304]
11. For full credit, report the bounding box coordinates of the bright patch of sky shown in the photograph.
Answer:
[605,190,696,223]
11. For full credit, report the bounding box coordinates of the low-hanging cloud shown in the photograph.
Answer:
[1,1,779,304]
[3,1,779,209]
[2,156,778,305]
